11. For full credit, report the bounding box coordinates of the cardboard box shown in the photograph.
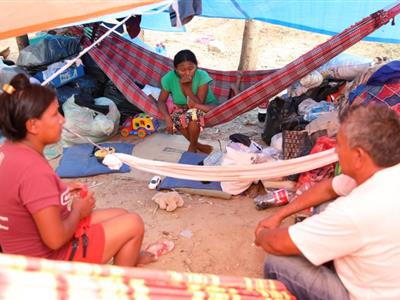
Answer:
[34,62,84,88]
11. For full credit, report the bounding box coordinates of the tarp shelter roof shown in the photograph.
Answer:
[140,0,400,43]
[0,0,171,39]
[7,1,397,43]
[201,0,400,43]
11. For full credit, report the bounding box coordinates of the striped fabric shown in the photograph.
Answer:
[83,3,400,127]
[0,253,295,299]
[83,26,274,120]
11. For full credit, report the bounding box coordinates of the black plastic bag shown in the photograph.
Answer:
[261,96,310,145]
[103,80,142,124]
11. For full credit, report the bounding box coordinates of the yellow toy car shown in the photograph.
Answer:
[120,113,159,138]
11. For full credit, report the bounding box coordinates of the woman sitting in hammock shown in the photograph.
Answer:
[157,49,217,154]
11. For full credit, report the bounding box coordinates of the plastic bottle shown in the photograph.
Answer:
[203,151,224,166]
[254,188,292,210]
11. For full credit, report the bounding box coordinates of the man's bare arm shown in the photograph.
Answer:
[256,178,338,233]
[255,228,301,255]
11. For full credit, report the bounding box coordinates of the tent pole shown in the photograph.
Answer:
[238,20,258,71]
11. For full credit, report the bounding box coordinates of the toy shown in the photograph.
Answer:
[148,176,162,190]
[152,191,184,212]
[94,146,115,163]
[120,113,159,138]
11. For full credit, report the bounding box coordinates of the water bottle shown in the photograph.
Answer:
[203,151,224,166]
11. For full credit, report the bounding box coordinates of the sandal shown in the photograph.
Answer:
[144,240,174,259]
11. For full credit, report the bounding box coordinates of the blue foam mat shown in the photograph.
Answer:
[56,142,133,178]
[158,151,221,191]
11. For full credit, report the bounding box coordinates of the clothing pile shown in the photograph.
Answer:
[212,55,400,209]
[259,55,400,200]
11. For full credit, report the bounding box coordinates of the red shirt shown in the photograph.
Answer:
[0,141,70,260]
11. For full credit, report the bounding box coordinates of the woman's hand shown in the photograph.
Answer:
[180,76,192,84]
[32,190,95,250]
[72,191,95,220]
[187,97,198,109]
[67,181,85,191]
[165,117,174,134]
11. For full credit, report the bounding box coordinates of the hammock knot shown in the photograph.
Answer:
[372,10,391,28]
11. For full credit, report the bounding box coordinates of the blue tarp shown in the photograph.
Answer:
[201,0,399,43]
[67,0,400,43]
[143,0,400,43]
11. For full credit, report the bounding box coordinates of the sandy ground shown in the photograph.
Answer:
[1,17,399,278]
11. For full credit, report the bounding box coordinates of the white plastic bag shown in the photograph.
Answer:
[61,96,120,146]
[270,133,283,152]
[288,71,323,97]
[299,71,324,89]
[142,84,161,99]
[220,142,259,195]
[318,53,372,81]
[298,98,318,116]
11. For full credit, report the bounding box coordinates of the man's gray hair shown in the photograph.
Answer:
[339,104,400,167]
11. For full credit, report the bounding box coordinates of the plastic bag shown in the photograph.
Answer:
[288,71,323,97]
[304,101,336,122]
[270,133,283,152]
[61,96,120,146]
[203,151,224,166]
[298,98,318,116]
[16,35,80,67]
[256,147,283,163]
[306,111,339,137]
[103,80,142,124]
[318,53,372,81]
[0,60,40,89]
[220,142,259,195]
[262,97,289,144]
[296,136,337,194]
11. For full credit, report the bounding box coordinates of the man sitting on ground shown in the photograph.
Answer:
[255,104,400,300]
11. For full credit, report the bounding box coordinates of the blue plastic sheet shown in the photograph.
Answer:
[56,142,133,178]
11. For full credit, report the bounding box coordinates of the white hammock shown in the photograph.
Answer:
[115,148,338,182]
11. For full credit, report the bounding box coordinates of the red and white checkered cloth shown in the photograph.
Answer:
[83,3,400,127]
